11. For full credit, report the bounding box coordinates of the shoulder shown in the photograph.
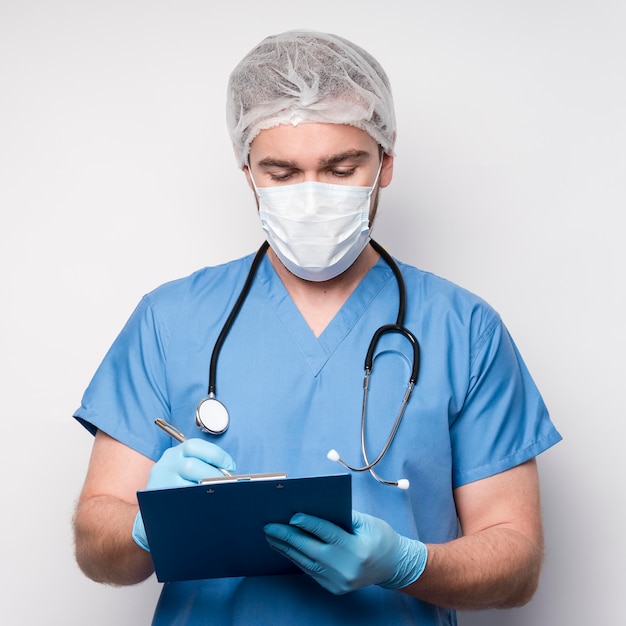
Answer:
[119,253,259,343]
[392,259,503,363]
[141,253,257,311]
[397,259,499,319]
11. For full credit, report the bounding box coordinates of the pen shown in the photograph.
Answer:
[154,418,233,477]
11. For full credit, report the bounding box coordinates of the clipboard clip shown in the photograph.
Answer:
[199,472,288,485]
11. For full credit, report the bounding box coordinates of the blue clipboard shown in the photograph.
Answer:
[137,473,352,582]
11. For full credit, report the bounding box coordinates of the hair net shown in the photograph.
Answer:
[226,30,396,167]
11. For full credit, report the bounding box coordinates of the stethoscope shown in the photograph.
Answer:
[195,239,420,489]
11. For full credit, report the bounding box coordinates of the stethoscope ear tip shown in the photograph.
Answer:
[327,449,341,462]
[396,479,410,490]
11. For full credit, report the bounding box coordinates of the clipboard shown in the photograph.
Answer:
[137,473,352,582]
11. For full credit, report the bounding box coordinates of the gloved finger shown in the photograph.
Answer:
[148,471,198,489]
[265,530,351,595]
[351,509,366,530]
[174,455,228,483]
[132,511,150,551]
[147,439,236,490]
[264,532,309,564]
[264,522,326,557]
[149,451,221,485]
[289,513,349,545]
[351,510,395,542]
[264,522,317,549]
[178,438,236,472]
[264,529,328,578]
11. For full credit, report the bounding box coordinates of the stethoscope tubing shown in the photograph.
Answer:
[208,241,269,397]
[200,239,420,488]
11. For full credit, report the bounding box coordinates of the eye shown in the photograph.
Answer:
[328,167,356,179]
[269,173,291,182]
[267,170,296,182]
[266,168,298,183]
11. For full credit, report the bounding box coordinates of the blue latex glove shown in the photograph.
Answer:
[264,510,427,595]
[132,438,236,551]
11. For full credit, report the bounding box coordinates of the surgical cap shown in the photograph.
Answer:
[226,30,396,167]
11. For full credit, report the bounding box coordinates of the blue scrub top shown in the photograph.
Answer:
[75,252,561,626]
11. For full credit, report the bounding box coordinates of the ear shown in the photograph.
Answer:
[379,153,394,188]
[243,165,255,191]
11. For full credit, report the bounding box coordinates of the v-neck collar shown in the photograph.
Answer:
[256,255,393,376]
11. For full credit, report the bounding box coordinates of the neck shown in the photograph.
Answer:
[268,244,379,337]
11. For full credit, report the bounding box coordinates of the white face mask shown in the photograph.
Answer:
[253,166,381,282]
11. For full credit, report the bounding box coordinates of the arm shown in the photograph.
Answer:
[73,430,155,585]
[73,429,238,585]
[404,458,544,609]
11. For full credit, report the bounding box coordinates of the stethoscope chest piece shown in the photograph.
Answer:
[195,394,229,435]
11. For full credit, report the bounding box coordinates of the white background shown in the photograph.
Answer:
[1,1,624,624]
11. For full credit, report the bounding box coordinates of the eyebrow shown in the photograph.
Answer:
[256,149,373,170]
[319,149,372,167]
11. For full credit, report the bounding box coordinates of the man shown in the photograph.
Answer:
[73,30,561,625]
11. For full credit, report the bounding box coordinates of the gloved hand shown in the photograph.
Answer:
[264,510,427,595]
[132,438,236,551]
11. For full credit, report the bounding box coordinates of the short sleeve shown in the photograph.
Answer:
[450,319,561,488]
[73,295,171,461]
